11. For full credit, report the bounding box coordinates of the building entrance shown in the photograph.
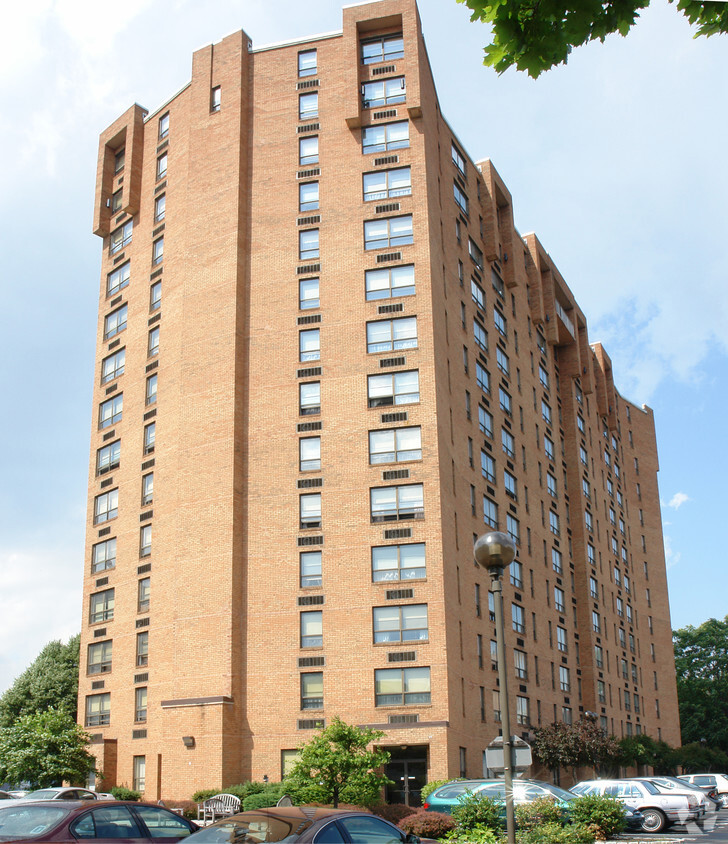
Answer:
[384,745,428,806]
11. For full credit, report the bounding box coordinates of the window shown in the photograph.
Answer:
[585,510,593,531]
[362,121,409,154]
[594,645,603,668]
[98,394,123,430]
[143,422,156,455]
[87,640,112,675]
[451,142,466,177]
[298,49,317,77]
[299,381,321,415]
[89,589,114,624]
[453,182,469,214]
[92,538,116,573]
[557,626,567,653]
[473,320,487,351]
[146,374,157,406]
[299,92,318,120]
[300,493,322,529]
[301,672,323,709]
[299,437,321,471]
[136,632,149,667]
[367,317,417,353]
[299,181,319,212]
[471,279,485,308]
[134,687,147,723]
[370,484,423,522]
[156,153,168,181]
[476,362,490,393]
[554,587,565,613]
[587,543,595,565]
[365,264,415,300]
[299,277,319,309]
[517,696,529,725]
[468,238,483,269]
[150,280,162,310]
[493,689,502,721]
[369,426,421,464]
[549,511,560,536]
[139,525,152,560]
[367,370,419,407]
[364,215,413,250]
[111,188,123,213]
[547,473,557,498]
[109,220,132,254]
[374,666,430,706]
[137,577,150,613]
[552,548,563,573]
[504,470,517,499]
[580,446,588,465]
[499,387,512,415]
[493,308,507,337]
[141,473,154,506]
[538,364,549,389]
[514,650,527,679]
[512,603,525,633]
[373,604,428,642]
[562,706,572,724]
[132,755,146,793]
[596,681,606,703]
[211,86,221,112]
[361,33,404,64]
[544,435,555,461]
[152,236,164,265]
[362,76,406,108]
[300,551,322,588]
[299,135,318,165]
[148,326,160,357]
[299,328,320,362]
[510,559,523,588]
[496,347,509,376]
[299,229,319,260]
[372,543,425,581]
[483,497,498,528]
[541,400,552,425]
[481,451,495,483]
[158,112,169,139]
[592,611,600,633]
[104,304,127,340]
[479,406,493,437]
[501,428,515,458]
[96,440,120,474]
[94,489,118,525]
[301,611,323,647]
[114,148,125,173]
[624,573,631,592]
[85,693,111,727]
[363,168,411,204]
[589,576,598,599]
[107,262,130,296]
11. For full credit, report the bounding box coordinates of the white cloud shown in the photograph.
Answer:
[663,535,681,571]
[665,492,690,510]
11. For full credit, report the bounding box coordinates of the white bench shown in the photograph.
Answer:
[197,793,241,823]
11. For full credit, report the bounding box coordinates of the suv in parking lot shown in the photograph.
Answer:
[679,774,728,808]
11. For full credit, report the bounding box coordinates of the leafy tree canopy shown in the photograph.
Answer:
[0,635,80,728]
[284,717,392,807]
[458,0,728,78]
[532,718,619,774]
[0,708,97,787]
[618,734,678,774]
[673,615,728,752]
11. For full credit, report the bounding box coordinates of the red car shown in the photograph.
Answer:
[0,800,197,842]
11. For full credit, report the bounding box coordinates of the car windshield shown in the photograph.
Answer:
[0,805,70,839]
[189,815,311,843]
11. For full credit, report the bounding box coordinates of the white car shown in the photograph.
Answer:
[679,773,728,808]
[20,787,99,801]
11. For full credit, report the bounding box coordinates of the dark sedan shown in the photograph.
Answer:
[187,806,430,843]
[0,800,197,842]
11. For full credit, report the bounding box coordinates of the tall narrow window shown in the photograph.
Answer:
[298,49,317,77]
[211,86,221,112]
[299,136,319,165]
[299,277,320,310]
[299,181,319,212]
[300,551,322,588]
[299,93,318,120]
[299,437,321,471]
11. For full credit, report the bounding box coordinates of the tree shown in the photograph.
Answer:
[0,708,97,787]
[532,718,619,778]
[673,615,728,753]
[458,0,728,78]
[618,734,679,774]
[0,635,80,728]
[284,717,392,807]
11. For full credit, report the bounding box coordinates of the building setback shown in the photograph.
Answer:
[79,0,680,802]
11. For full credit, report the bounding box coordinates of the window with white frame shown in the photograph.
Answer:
[367,370,419,407]
[300,611,323,647]
[374,666,430,706]
[362,121,409,154]
[299,181,319,212]
[300,551,322,588]
[365,264,415,300]
[299,92,318,119]
[144,422,156,455]
[146,374,157,406]
[371,543,425,581]
[298,49,317,77]
[300,493,322,529]
[366,316,417,353]
[299,437,321,471]
[362,76,406,108]
[361,33,404,64]
[157,153,167,179]
[299,135,319,165]
[373,604,428,643]
[364,215,413,250]
[154,193,166,222]
[140,524,152,559]
[483,497,498,528]
[299,328,320,362]
[299,229,319,260]
[299,277,320,309]
[370,484,424,522]
[363,167,411,201]
[369,427,421,464]
[141,473,153,506]
[299,381,321,415]
[152,236,164,265]
[107,262,130,296]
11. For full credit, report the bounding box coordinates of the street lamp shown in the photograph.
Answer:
[474,530,517,844]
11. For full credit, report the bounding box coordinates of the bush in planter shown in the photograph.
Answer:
[569,794,626,840]
[451,791,504,832]
[110,786,141,801]
[515,796,567,830]
[519,821,594,844]
[370,803,418,824]
[399,810,456,838]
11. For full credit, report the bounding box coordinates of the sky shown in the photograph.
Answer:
[0,0,726,696]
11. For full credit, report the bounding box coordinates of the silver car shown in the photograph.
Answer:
[679,773,728,808]
[572,778,701,833]
[20,787,99,801]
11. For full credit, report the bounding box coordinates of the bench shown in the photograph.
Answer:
[197,793,241,823]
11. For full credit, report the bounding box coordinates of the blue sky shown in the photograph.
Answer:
[0,0,726,695]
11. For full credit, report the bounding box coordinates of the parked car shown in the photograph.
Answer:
[423,778,578,816]
[186,806,436,843]
[0,791,17,800]
[641,776,720,813]
[20,787,99,801]
[571,778,701,832]
[0,800,197,842]
[679,773,728,808]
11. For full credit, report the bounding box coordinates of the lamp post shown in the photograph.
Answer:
[474,530,517,844]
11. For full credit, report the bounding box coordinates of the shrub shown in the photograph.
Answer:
[569,794,626,840]
[519,821,594,844]
[515,796,566,830]
[399,810,456,838]
[421,779,455,802]
[191,788,220,804]
[173,800,198,821]
[370,803,418,824]
[445,823,501,844]
[110,786,142,801]
[243,792,279,810]
[451,791,504,832]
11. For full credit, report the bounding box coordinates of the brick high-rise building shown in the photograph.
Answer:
[79,0,680,802]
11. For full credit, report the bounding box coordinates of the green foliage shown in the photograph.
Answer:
[283,717,392,808]
[0,635,80,728]
[532,718,620,774]
[514,796,565,830]
[421,778,454,801]
[570,794,626,839]
[675,741,728,772]
[398,810,456,838]
[618,734,678,774]
[243,783,286,810]
[191,788,220,803]
[674,615,728,753]
[519,821,593,844]
[451,791,504,832]
[457,0,728,78]
[0,708,97,787]
[110,786,142,801]
[445,825,501,844]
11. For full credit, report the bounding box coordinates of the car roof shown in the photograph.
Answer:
[221,807,374,824]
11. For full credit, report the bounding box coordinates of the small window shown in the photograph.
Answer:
[300,672,323,710]
[300,551,322,588]
[362,77,406,108]
[158,113,169,139]
[138,576,151,611]
[493,308,507,337]
[146,374,158,406]
[154,194,166,222]
[369,427,421,464]
[479,406,493,438]
[364,215,413,250]
[211,86,221,112]
[361,34,404,65]
[371,543,425,582]
[363,167,411,201]
[148,326,160,357]
[150,280,162,311]
[473,320,487,351]
[152,237,164,265]
[114,148,125,174]
[299,181,319,212]
[298,49,317,77]
[144,422,156,455]
[299,436,321,471]
[299,277,320,310]
[300,493,322,529]
[89,589,115,625]
[373,604,427,643]
[99,394,123,429]
[135,687,148,723]
[365,265,415,300]
[453,182,469,214]
[362,121,409,154]
[299,136,319,165]
[299,229,319,260]
[370,483,424,522]
[85,692,111,726]
[140,526,152,560]
[374,666,430,707]
[299,92,318,120]
[101,348,125,384]
[367,370,419,407]
[299,328,320,362]
[451,143,466,177]
[300,611,323,647]
[109,220,133,255]
[92,538,116,573]
[468,238,483,269]
[107,262,130,297]
[483,497,498,528]
[111,189,123,213]
[104,304,127,340]
[141,473,154,506]
[156,153,167,180]
[96,440,120,474]
[366,316,417,353]
[87,640,112,675]
[299,381,321,416]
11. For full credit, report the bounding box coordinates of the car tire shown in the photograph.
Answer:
[641,808,667,833]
